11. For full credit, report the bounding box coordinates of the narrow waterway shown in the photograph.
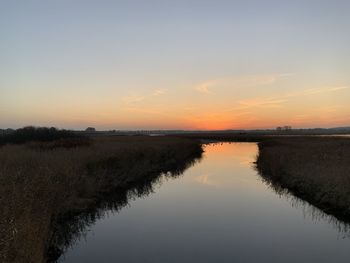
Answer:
[60,143,350,263]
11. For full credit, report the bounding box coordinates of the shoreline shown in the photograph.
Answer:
[0,136,203,263]
[256,137,350,222]
[2,134,350,262]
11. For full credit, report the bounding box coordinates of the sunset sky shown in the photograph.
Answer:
[1,0,350,130]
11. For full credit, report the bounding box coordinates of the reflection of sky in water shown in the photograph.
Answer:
[194,143,258,189]
[61,143,350,263]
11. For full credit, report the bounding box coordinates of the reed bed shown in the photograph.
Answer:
[256,137,350,221]
[0,136,202,263]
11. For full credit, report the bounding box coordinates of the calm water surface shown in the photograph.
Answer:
[60,143,350,263]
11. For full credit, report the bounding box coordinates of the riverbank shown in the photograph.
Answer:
[0,136,203,263]
[256,137,350,221]
[3,132,350,262]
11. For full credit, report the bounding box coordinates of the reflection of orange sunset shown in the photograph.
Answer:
[203,142,257,163]
[2,2,350,262]
[193,143,262,190]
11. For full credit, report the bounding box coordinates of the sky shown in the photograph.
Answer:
[1,0,350,130]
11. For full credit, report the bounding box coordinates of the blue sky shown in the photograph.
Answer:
[1,0,349,129]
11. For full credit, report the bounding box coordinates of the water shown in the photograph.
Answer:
[320,134,350,137]
[60,143,350,263]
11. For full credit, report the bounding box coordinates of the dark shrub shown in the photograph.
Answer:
[0,126,80,145]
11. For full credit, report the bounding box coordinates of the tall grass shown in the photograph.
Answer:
[0,136,202,263]
[256,137,350,221]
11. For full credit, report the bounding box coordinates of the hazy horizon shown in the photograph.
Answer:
[2,124,350,132]
[1,0,350,130]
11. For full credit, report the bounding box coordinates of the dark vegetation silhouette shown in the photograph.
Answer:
[256,137,350,221]
[0,134,203,263]
[2,127,350,263]
[0,126,86,147]
[0,126,91,150]
[47,151,201,262]
[85,127,96,132]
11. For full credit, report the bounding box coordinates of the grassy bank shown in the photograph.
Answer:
[3,130,350,262]
[0,136,202,263]
[256,137,350,221]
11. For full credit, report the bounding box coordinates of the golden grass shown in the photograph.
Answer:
[0,136,202,263]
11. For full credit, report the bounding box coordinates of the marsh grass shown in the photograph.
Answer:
[256,137,350,221]
[0,136,202,263]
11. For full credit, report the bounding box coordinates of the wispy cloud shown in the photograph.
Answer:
[239,98,288,108]
[193,81,217,94]
[152,88,167,96]
[289,105,347,126]
[233,73,291,87]
[122,95,145,105]
[228,85,349,111]
[122,88,171,116]
[193,73,292,94]
[123,106,167,116]
[122,88,167,106]
[285,86,349,98]
[328,86,349,92]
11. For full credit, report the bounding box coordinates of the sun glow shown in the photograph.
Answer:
[1,1,350,130]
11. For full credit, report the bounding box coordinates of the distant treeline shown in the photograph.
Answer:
[0,126,79,145]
